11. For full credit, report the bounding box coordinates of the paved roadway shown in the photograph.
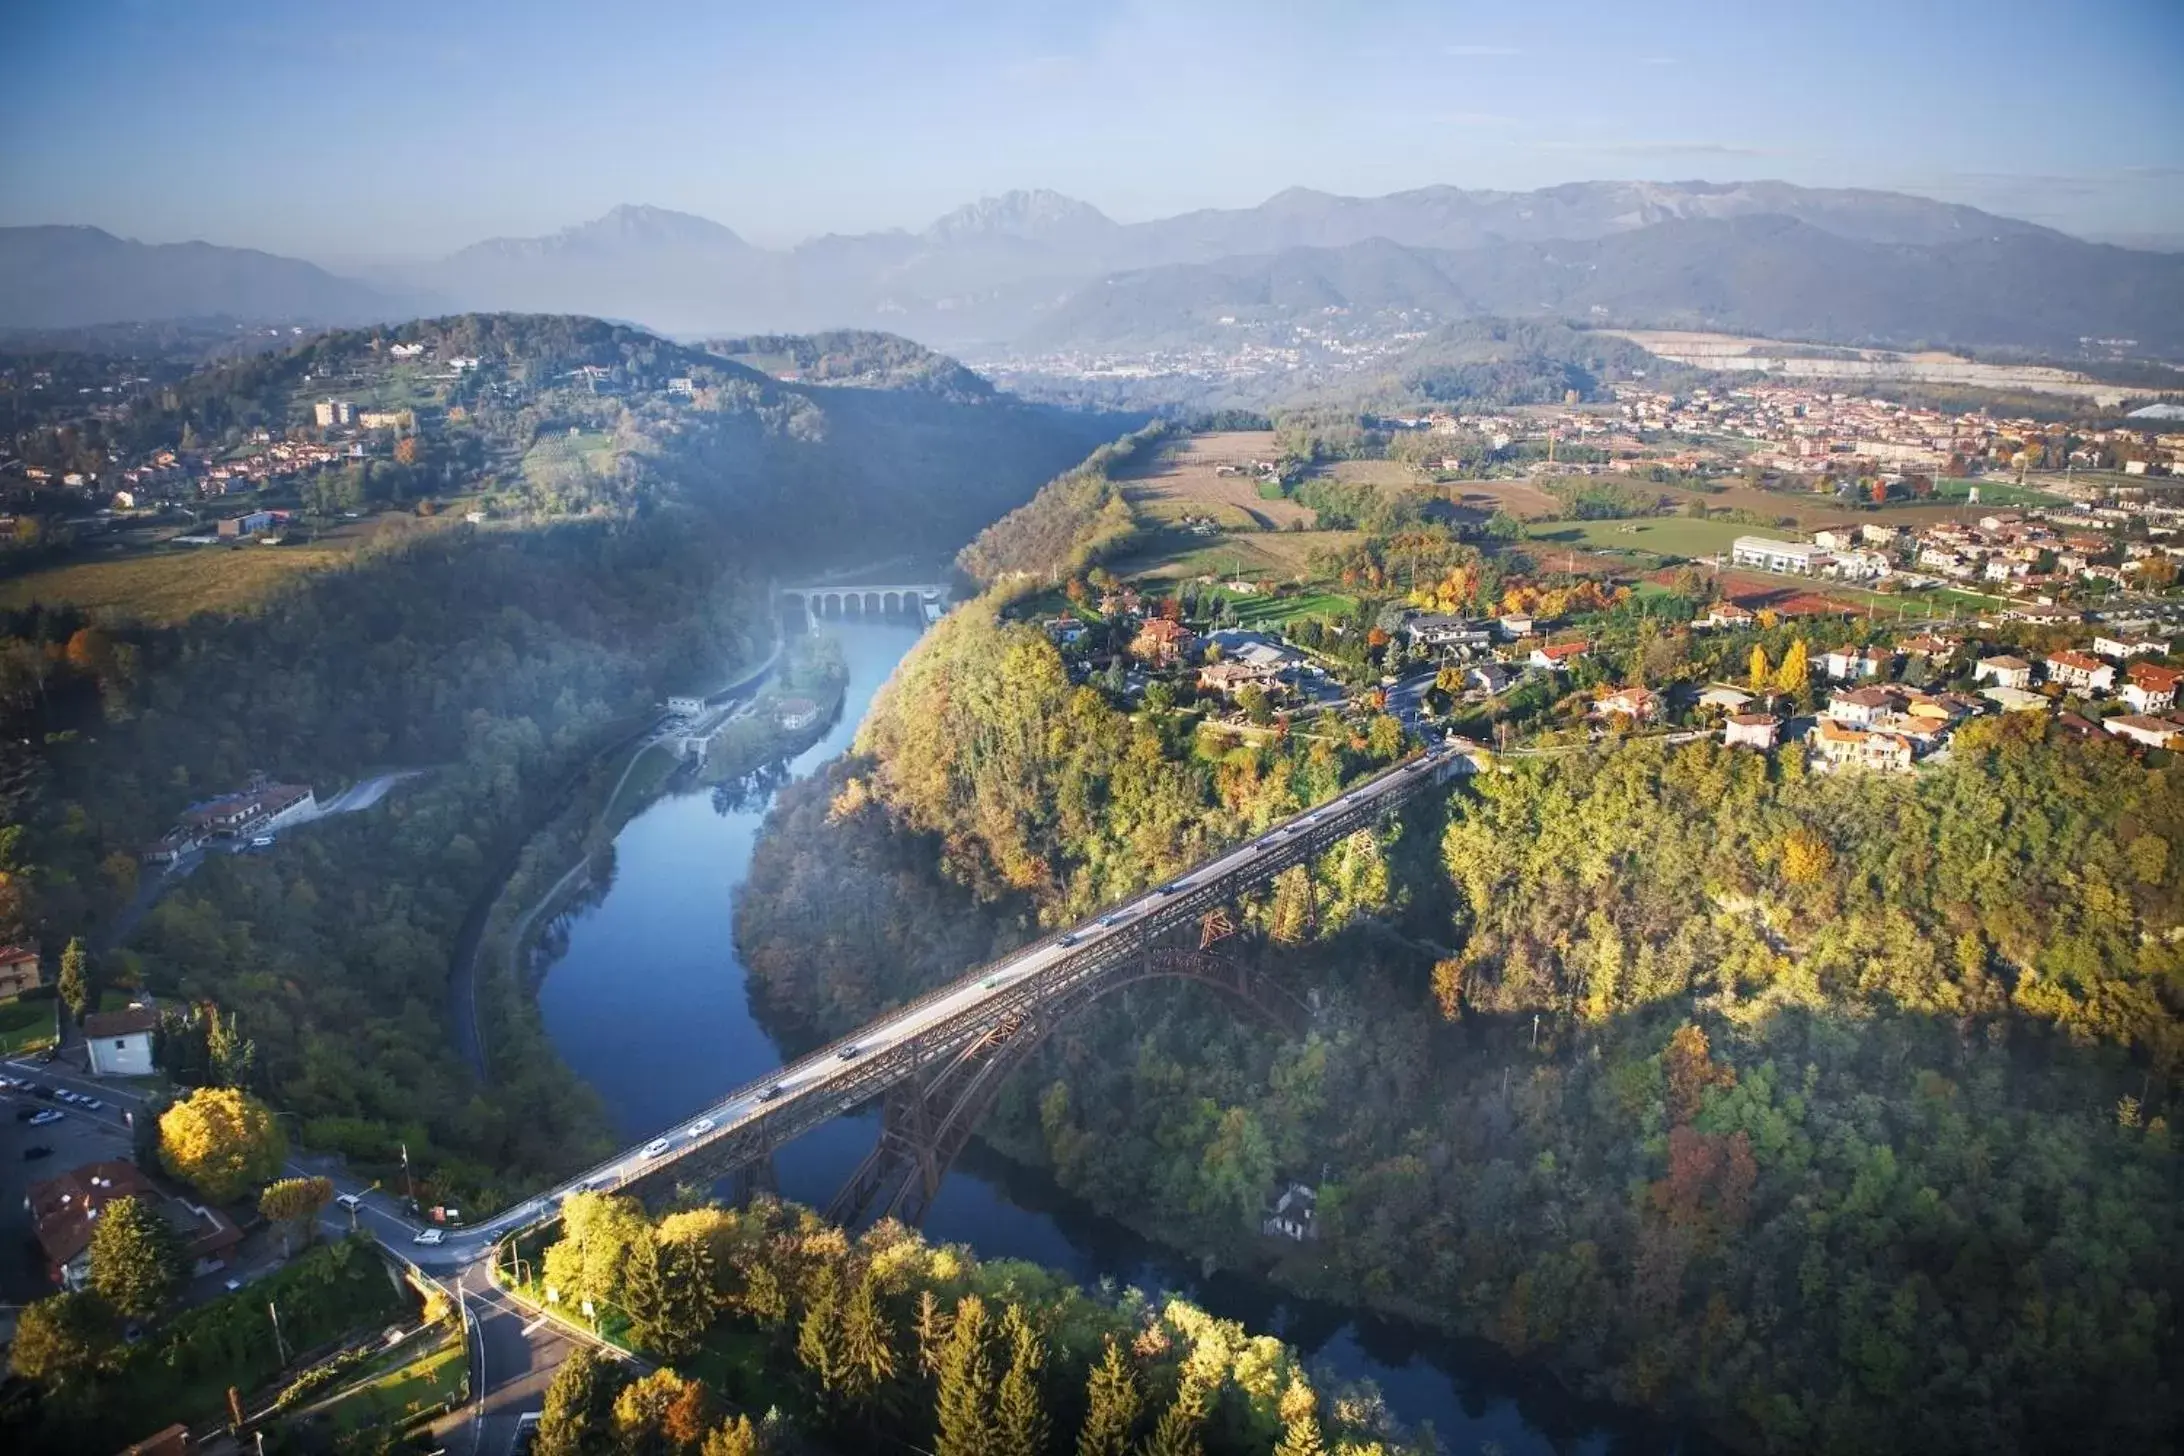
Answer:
[461,735,1470,1244]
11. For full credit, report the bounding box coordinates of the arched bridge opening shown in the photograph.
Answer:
[825,946,1307,1228]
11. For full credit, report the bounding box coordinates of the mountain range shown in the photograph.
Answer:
[5,181,2180,360]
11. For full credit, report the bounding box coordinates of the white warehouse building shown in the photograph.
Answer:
[1731,536,1831,576]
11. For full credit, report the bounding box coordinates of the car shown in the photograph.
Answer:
[13,1106,39,1122]
[52,1090,76,1104]
[756,1083,785,1102]
[837,1045,862,1061]
[1058,932,1078,947]
[22,1145,52,1160]
[336,1192,363,1211]
[686,1118,715,1137]
[1098,913,1121,927]
[29,1109,62,1126]
[412,1228,445,1246]
[981,973,1009,989]
[250,835,275,847]
[224,1276,245,1292]
[641,1138,671,1158]
[79,1097,102,1111]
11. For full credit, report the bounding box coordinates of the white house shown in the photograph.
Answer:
[84,1005,157,1077]
[2044,651,2116,694]
[2094,633,2168,660]
[1974,655,2034,690]
[2106,715,2183,749]
[666,694,706,718]
[2124,663,2181,714]
[1723,713,1780,749]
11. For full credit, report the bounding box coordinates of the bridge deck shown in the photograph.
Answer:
[478,738,1466,1234]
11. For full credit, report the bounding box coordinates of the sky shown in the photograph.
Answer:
[4,0,2182,263]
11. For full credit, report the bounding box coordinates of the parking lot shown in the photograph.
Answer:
[0,1073,135,1307]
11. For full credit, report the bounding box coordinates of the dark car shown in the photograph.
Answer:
[32,1086,55,1100]
[13,1106,41,1122]
[22,1145,53,1161]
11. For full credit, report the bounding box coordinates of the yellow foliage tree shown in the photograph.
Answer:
[1781,827,1834,885]
[158,1088,287,1203]
[1747,645,1771,693]
[1773,638,1809,697]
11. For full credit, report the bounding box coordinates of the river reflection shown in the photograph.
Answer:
[538,617,1702,1454]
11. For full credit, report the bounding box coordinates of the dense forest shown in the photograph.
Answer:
[0,316,1116,1206]
[512,1192,1432,1456]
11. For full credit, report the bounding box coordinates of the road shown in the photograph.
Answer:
[457,735,1471,1244]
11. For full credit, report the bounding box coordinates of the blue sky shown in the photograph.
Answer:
[4,0,2181,261]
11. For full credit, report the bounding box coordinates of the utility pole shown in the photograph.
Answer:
[268,1301,288,1366]
[400,1141,417,1209]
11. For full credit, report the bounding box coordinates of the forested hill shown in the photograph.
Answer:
[701,329,997,401]
[0,319,1115,1224]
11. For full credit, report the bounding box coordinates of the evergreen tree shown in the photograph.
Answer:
[625,1231,708,1359]
[57,937,91,1021]
[1137,1374,1207,1456]
[914,1287,953,1379]
[1272,1377,1326,1456]
[794,1266,844,1397]
[8,1291,118,1387]
[994,1303,1049,1456]
[88,1194,184,1318]
[536,1346,629,1456]
[934,1293,994,1456]
[206,1005,257,1089]
[838,1266,898,1407]
[1076,1337,1140,1456]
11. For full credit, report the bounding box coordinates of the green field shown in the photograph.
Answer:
[0,992,57,1054]
[1927,477,2067,507]
[311,1326,469,1435]
[1109,527,1362,587]
[1222,589,1360,627]
[1525,516,1794,559]
[0,544,355,623]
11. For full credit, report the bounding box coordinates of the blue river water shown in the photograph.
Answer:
[537,618,1695,1454]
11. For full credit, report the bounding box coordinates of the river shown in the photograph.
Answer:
[538,617,1693,1454]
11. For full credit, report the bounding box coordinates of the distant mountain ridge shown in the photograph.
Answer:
[0,225,395,329]
[3,181,2176,360]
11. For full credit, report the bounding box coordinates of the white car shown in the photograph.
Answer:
[686,1119,715,1138]
[641,1137,671,1158]
[29,1109,62,1126]
[336,1192,363,1211]
[80,1097,103,1111]
[412,1228,445,1246]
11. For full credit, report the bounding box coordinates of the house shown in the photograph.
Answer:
[1898,633,1957,662]
[1528,641,1590,671]
[1261,1182,1318,1241]
[29,1159,242,1290]
[666,376,696,397]
[1723,713,1780,749]
[178,782,317,841]
[1698,684,1756,713]
[1731,536,1829,575]
[1130,617,1193,666]
[357,409,410,431]
[312,399,353,427]
[2124,662,2182,714]
[1824,685,1907,727]
[1591,686,1662,724]
[84,1005,158,1076]
[775,698,821,731]
[1467,662,1514,695]
[218,511,277,539]
[2094,632,2169,660]
[2044,650,2116,694]
[2106,715,2184,749]
[665,694,706,718]
[1402,613,1490,650]
[141,828,203,865]
[1700,602,1755,630]
[1821,645,1892,681]
[1199,660,1280,698]
[1496,613,1535,640]
[0,943,41,1001]
[1811,716,1915,772]
[1981,685,2049,713]
[1974,655,2034,690]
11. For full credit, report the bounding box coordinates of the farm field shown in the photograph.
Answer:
[0,515,440,624]
[1107,527,1361,587]
[1223,588,1361,627]
[1327,458,1417,491]
[1118,431,1319,531]
[1440,478,1563,520]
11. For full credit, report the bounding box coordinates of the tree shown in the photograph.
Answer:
[701,1416,764,1456]
[57,937,91,1021]
[157,1087,286,1202]
[1773,638,1809,698]
[206,1005,257,1089]
[839,1266,898,1407]
[536,1347,630,1456]
[542,1192,649,1312]
[1076,1338,1140,1456]
[795,1265,845,1397]
[1138,1373,1208,1456]
[994,1303,1049,1456]
[1273,1378,1326,1456]
[1746,644,1771,693]
[914,1287,953,1378]
[934,1293,995,1456]
[88,1194,184,1318]
[8,1291,117,1387]
[612,1369,708,1456]
[259,1176,334,1254]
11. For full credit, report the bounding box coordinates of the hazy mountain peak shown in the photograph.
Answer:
[462,204,749,260]
[924,189,1115,244]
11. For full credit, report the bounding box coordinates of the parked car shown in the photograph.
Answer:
[29,1109,63,1126]
[14,1106,40,1122]
[412,1228,445,1246]
[641,1138,671,1158]
[22,1145,52,1160]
